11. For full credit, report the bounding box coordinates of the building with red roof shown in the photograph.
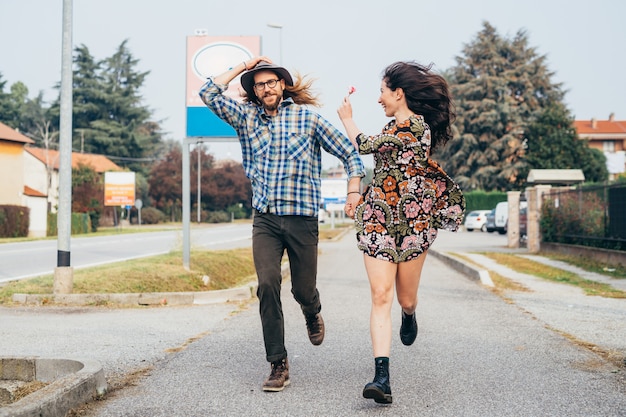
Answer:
[0,121,122,237]
[574,113,626,179]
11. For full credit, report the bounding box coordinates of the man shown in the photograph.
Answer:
[199,56,365,392]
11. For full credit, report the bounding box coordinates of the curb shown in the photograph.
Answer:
[0,357,107,417]
[2,265,290,415]
[10,229,348,308]
[12,282,258,307]
[10,248,287,308]
[430,249,494,287]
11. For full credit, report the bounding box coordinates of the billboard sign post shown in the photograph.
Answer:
[182,35,261,270]
[104,172,136,206]
[185,35,261,138]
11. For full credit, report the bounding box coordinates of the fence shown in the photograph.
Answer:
[540,183,626,251]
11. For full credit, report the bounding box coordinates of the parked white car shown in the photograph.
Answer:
[464,210,491,232]
[494,202,508,234]
[493,201,528,235]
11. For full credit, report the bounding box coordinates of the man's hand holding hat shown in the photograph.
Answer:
[243,56,273,72]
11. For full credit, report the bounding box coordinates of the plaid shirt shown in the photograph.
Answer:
[199,78,365,217]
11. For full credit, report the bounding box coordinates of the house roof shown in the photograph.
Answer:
[527,169,585,185]
[25,147,123,173]
[574,115,626,136]
[23,185,47,197]
[0,121,35,144]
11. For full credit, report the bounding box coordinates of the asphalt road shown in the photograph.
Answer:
[0,223,253,283]
[3,229,623,416]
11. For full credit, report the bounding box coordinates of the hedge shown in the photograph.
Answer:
[463,190,508,213]
[47,212,92,236]
[0,205,30,238]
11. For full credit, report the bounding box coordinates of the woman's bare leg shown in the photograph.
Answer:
[395,251,428,314]
[363,254,397,357]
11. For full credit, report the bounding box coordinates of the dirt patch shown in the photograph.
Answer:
[67,365,154,416]
[0,380,48,406]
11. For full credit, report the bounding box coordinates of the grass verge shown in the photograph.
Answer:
[0,225,350,305]
[482,252,626,298]
[451,253,531,298]
[0,248,256,305]
[540,252,626,279]
[454,251,626,371]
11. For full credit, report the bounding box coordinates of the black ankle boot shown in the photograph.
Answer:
[363,357,392,404]
[400,310,418,346]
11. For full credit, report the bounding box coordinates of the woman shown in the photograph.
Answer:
[337,61,465,404]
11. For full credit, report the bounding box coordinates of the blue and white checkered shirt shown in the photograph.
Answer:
[199,78,365,217]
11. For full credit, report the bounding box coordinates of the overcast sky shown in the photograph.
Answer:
[1,0,624,168]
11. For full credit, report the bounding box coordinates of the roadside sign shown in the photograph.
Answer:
[104,172,135,206]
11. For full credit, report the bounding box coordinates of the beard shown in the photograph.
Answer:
[261,93,281,112]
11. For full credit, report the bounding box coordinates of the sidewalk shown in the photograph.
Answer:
[432,230,626,360]
[1,230,625,416]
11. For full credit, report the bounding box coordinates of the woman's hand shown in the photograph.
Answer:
[344,192,360,219]
[337,96,361,148]
[337,96,353,122]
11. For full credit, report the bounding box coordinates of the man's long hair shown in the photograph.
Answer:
[284,72,320,107]
[244,71,320,107]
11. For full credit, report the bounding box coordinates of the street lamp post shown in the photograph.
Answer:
[267,23,283,65]
[54,0,74,294]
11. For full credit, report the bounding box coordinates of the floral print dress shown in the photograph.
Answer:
[354,115,465,263]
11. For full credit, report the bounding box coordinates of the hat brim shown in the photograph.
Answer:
[240,63,293,100]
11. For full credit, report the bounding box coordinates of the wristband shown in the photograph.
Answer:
[243,61,248,70]
[347,191,360,195]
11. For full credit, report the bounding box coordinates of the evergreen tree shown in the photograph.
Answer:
[435,22,565,191]
[0,79,56,153]
[0,73,19,127]
[49,41,164,175]
[583,148,609,184]
[99,40,162,174]
[69,44,106,152]
[7,82,29,129]
[0,78,31,130]
[49,44,105,151]
[522,103,608,183]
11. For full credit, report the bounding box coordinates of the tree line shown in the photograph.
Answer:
[0,23,609,224]
[0,40,252,224]
[434,22,607,190]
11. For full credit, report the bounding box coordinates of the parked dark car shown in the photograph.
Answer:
[485,208,496,233]
[519,207,527,239]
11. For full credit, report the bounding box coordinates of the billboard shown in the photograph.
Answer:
[186,35,261,138]
[104,172,136,206]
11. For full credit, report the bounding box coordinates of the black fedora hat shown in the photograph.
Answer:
[240,62,293,99]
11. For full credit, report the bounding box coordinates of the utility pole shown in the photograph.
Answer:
[53,0,74,294]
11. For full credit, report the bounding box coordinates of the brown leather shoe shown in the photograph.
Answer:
[305,313,325,345]
[262,358,290,392]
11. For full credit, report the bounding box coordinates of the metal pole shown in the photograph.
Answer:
[182,136,238,270]
[197,144,201,223]
[182,139,191,270]
[53,0,74,294]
